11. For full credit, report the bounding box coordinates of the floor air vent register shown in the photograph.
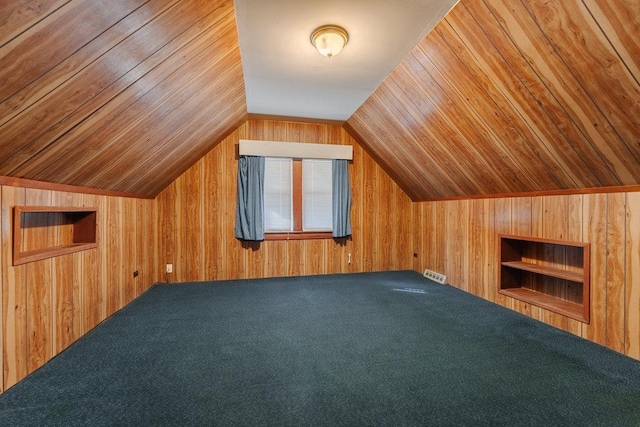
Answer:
[423,269,447,284]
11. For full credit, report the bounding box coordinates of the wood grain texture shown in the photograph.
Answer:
[0,0,145,103]
[56,200,80,348]
[1,187,27,392]
[626,192,640,359]
[0,0,245,198]
[584,194,607,346]
[0,0,71,45]
[0,1,176,127]
[158,119,413,283]
[1,0,639,205]
[0,185,159,391]
[24,189,52,374]
[346,0,640,201]
[522,0,640,162]
[606,193,626,353]
[539,196,570,329]
[566,194,585,336]
[414,190,640,361]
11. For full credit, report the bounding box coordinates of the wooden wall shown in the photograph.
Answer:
[0,185,160,392]
[157,119,413,282]
[413,192,640,360]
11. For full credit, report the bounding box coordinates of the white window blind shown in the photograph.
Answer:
[302,159,332,231]
[264,157,292,232]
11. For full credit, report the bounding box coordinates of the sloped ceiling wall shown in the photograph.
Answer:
[1,0,639,201]
[0,0,246,198]
[346,0,640,201]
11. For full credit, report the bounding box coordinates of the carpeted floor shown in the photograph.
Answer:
[0,270,639,426]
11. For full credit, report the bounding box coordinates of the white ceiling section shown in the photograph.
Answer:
[234,0,460,122]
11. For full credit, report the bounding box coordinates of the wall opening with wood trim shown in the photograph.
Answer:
[412,193,640,361]
[0,186,160,393]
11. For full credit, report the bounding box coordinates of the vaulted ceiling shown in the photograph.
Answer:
[1,0,639,200]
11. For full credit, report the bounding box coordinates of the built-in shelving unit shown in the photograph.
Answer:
[13,206,97,265]
[499,234,590,323]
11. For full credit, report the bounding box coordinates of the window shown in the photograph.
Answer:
[302,159,332,231]
[234,141,352,242]
[264,157,333,239]
[264,157,292,232]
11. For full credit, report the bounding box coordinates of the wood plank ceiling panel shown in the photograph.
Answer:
[0,0,246,198]
[346,0,640,201]
[520,0,640,165]
[461,0,623,186]
[19,4,241,186]
[0,0,176,128]
[396,51,518,194]
[439,5,602,188]
[0,0,145,103]
[0,0,71,43]
[482,0,640,184]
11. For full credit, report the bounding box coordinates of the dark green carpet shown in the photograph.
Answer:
[0,271,639,426]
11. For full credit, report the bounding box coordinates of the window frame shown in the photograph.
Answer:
[264,158,333,241]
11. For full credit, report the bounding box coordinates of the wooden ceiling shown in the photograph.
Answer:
[1,0,639,200]
[0,0,246,198]
[346,0,640,201]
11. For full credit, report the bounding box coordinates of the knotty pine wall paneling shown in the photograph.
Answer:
[158,119,413,282]
[605,193,626,354]
[627,193,640,360]
[0,186,159,392]
[24,189,57,375]
[413,191,640,361]
[494,198,515,311]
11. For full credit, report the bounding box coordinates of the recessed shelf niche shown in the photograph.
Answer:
[13,206,97,265]
[499,234,590,323]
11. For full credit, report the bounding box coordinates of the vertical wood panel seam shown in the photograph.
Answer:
[624,192,629,354]
[604,194,609,348]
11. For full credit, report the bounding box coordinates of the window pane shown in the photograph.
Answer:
[302,159,332,231]
[264,158,292,231]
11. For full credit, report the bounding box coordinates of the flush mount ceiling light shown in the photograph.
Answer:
[310,25,349,58]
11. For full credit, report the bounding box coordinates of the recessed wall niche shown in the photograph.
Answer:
[13,206,97,265]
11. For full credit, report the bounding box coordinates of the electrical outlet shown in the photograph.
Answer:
[166,264,173,273]
[348,253,351,265]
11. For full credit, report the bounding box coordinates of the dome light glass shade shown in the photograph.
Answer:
[310,25,349,58]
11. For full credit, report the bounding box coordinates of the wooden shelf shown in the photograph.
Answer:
[499,234,590,323]
[499,288,584,320]
[13,206,97,265]
[501,261,584,283]
[16,243,98,265]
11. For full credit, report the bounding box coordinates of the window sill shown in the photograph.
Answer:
[265,231,333,241]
